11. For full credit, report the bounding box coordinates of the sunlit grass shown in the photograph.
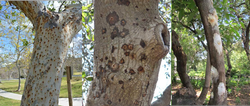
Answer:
[0,76,82,98]
[0,96,21,106]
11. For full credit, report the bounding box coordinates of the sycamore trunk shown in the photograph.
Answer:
[86,0,169,106]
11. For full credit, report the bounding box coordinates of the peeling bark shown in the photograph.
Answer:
[86,0,169,106]
[172,30,196,95]
[195,0,227,105]
[9,1,82,106]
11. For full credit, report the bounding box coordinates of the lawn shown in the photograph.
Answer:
[0,96,21,106]
[0,76,82,98]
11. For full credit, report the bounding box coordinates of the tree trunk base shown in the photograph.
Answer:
[172,87,197,105]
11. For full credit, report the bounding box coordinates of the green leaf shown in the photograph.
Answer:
[178,10,184,20]
[240,22,245,29]
[187,12,195,22]
[21,39,29,46]
[82,3,92,10]
[82,71,86,78]
[86,76,93,81]
[0,5,2,10]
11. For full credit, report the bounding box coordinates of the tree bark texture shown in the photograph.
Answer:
[9,1,82,106]
[171,30,195,95]
[195,0,227,105]
[86,0,170,106]
[242,21,250,60]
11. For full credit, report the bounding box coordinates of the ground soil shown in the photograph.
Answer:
[172,83,250,105]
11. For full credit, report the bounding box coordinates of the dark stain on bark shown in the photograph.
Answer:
[111,27,119,39]
[134,100,139,105]
[120,28,129,38]
[124,69,127,73]
[119,58,125,64]
[95,72,101,79]
[105,56,108,60]
[100,58,103,62]
[124,52,130,56]
[120,19,126,26]
[111,45,116,53]
[111,63,119,72]
[121,44,128,51]
[138,66,144,74]
[140,53,147,62]
[106,11,119,26]
[117,0,130,6]
[140,39,146,48]
[102,28,106,34]
[129,69,136,75]
[129,53,136,59]
[128,44,133,50]
[146,8,149,11]
[118,80,124,84]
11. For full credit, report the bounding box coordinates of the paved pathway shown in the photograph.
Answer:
[0,89,82,106]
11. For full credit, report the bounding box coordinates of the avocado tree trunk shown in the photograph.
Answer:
[195,0,227,105]
[86,0,170,106]
[9,1,82,106]
[171,30,195,95]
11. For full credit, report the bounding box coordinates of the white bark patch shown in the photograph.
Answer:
[218,82,226,96]
[213,33,223,55]
[211,66,219,82]
[207,10,218,27]
[211,92,214,98]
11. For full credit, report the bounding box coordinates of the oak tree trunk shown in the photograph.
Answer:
[86,0,170,106]
[9,1,82,106]
[195,0,227,105]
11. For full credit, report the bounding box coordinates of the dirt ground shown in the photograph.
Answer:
[171,84,250,105]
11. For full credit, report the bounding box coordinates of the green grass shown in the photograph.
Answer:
[0,96,21,106]
[0,76,82,98]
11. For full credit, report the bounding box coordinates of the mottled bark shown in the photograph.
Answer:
[9,1,82,106]
[195,0,227,105]
[86,0,169,106]
[172,30,196,95]
[150,85,171,106]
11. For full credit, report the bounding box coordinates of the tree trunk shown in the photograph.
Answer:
[86,1,170,106]
[9,1,82,106]
[171,30,195,95]
[195,0,227,105]
[242,21,250,60]
[195,52,211,105]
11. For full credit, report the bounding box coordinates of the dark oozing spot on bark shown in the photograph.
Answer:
[124,52,130,56]
[120,28,129,38]
[140,53,147,61]
[138,66,145,74]
[100,58,103,62]
[111,46,115,53]
[119,58,125,64]
[102,28,106,34]
[120,19,126,26]
[124,69,127,73]
[119,80,124,84]
[121,44,128,51]
[106,11,119,26]
[128,44,133,50]
[134,100,139,105]
[146,8,149,11]
[111,63,119,72]
[117,0,130,6]
[105,56,108,60]
[111,27,119,39]
[129,69,136,75]
[140,39,146,48]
